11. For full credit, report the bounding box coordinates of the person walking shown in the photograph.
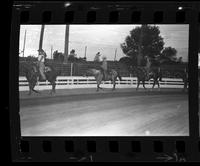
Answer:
[37,48,47,81]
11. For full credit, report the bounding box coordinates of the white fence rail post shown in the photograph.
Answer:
[70,63,73,77]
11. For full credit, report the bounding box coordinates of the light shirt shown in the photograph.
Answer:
[38,54,45,62]
[101,60,108,70]
[94,54,100,62]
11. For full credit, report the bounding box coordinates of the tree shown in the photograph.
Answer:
[120,25,164,66]
[119,56,136,66]
[159,47,177,63]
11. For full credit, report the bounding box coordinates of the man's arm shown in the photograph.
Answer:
[38,55,44,62]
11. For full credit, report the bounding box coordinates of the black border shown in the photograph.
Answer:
[9,1,200,162]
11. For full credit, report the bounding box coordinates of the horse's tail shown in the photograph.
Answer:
[117,72,122,81]
[159,74,162,81]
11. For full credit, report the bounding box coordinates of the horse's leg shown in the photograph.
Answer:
[98,76,103,90]
[96,80,100,91]
[151,79,156,91]
[28,84,32,95]
[136,79,140,91]
[157,80,160,91]
[29,82,39,95]
[31,83,40,94]
[32,88,39,94]
[112,79,116,91]
[32,79,40,94]
[50,81,56,94]
[142,80,146,90]
[53,82,56,93]
[50,83,53,95]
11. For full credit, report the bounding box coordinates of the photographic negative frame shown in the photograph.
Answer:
[9,1,200,162]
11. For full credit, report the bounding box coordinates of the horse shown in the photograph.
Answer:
[130,66,162,91]
[20,61,61,95]
[84,68,122,91]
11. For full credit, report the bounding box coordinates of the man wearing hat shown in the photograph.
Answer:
[100,56,108,81]
[94,52,101,62]
[37,48,47,81]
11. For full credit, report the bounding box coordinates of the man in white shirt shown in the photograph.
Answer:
[100,56,108,80]
[37,48,46,81]
[94,52,101,62]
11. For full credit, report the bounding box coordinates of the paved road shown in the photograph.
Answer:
[20,88,189,136]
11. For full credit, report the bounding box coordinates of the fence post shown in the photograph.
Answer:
[70,63,73,76]
[130,74,132,85]
[71,77,74,85]
[136,77,137,86]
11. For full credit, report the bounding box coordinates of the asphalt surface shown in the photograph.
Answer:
[19,88,189,136]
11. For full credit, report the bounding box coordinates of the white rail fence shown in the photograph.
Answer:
[19,76,185,91]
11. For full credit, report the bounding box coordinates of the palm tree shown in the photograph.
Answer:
[39,25,45,50]
[64,25,70,63]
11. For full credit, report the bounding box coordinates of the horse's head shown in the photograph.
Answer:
[44,66,52,73]
[83,69,100,77]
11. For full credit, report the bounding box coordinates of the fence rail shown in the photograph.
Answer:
[19,76,185,91]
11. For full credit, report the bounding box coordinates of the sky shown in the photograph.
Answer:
[19,24,189,62]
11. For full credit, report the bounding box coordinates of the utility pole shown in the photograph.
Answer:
[22,29,27,57]
[39,25,45,51]
[114,48,117,61]
[50,45,53,59]
[64,25,70,63]
[84,46,87,60]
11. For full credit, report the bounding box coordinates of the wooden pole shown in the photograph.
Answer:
[70,63,73,76]
[64,25,70,63]
[114,48,117,61]
[39,25,45,50]
[50,45,53,59]
[22,29,27,57]
[84,46,87,59]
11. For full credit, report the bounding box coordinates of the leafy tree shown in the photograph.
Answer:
[160,47,177,62]
[121,25,164,66]
[119,56,136,66]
